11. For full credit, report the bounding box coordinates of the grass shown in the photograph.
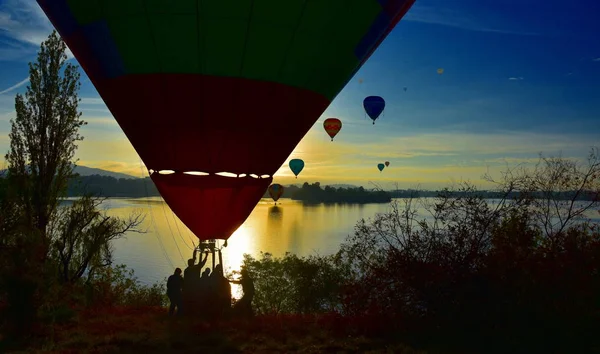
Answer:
[1,306,427,353]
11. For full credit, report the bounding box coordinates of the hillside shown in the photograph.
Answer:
[74,165,138,179]
[0,165,138,180]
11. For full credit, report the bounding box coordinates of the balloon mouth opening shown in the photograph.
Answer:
[151,169,271,179]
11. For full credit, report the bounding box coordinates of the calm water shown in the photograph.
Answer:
[103,198,394,288]
[98,197,599,290]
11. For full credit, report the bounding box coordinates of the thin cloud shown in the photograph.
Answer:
[84,117,118,126]
[0,0,52,46]
[508,77,524,81]
[0,77,29,95]
[404,5,539,36]
[0,0,73,59]
[593,58,600,62]
[80,97,106,105]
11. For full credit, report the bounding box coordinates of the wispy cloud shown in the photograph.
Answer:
[0,0,72,59]
[0,77,29,95]
[404,4,538,36]
[270,130,598,186]
[0,38,35,61]
[0,0,51,44]
[84,117,118,126]
[593,58,600,62]
[508,77,524,81]
[80,97,106,106]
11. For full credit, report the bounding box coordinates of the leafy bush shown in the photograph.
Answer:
[85,264,166,308]
[240,252,351,315]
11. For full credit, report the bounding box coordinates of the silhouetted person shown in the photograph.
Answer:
[166,268,183,316]
[197,267,212,319]
[230,267,255,318]
[209,264,232,320]
[183,249,209,315]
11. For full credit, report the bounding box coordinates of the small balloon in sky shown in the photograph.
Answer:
[437,68,444,75]
[358,78,364,84]
[385,161,390,167]
[403,87,407,92]
[268,184,285,203]
[323,118,342,141]
[377,163,385,172]
[289,159,305,178]
[363,96,386,125]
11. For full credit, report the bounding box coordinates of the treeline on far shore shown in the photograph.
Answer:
[36,174,600,202]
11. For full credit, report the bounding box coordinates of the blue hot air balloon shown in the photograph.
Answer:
[289,159,305,178]
[377,163,385,172]
[363,96,386,124]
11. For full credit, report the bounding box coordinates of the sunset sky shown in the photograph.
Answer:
[1,0,599,189]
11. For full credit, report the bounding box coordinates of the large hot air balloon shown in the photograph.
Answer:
[289,159,305,178]
[37,0,416,241]
[363,96,386,124]
[377,163,385,172]
[385,161,390,167]
[268,184,284,203]
[323,118,342,141]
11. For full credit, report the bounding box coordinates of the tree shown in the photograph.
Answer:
[1,30,144,337]
[5,30,85,257]
[485,148,600,240]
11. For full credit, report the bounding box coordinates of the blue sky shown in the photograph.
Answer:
[0,0,599,189]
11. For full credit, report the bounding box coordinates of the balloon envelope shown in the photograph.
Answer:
[363,96,386,123]
[377,163,385,172]
[37,0,415,240]
[385,161,390,167]
[323,118,342,141]
[268,184,285,202]
[289,159,305,177]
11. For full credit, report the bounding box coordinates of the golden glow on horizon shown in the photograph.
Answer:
[0,114,595,188]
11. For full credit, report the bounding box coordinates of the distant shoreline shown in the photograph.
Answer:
[12,174,590,202]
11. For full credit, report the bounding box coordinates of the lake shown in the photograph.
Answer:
[100,197,599,292]
[104,198,393,287]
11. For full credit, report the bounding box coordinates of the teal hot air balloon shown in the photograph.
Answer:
[289,159,305,178]
[377,163,385,172]
[35,0,416,242]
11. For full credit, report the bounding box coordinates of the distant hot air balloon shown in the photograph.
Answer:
[358,78,364,84]
[289,159,305,178]
[377,163,385,172]
[323,118,342,141]
[363,96,386,124]
[403,87,407,92]
[385,161,390,167]
[36,0,416,241]
[437,68,444,75]
[268,184,285,204]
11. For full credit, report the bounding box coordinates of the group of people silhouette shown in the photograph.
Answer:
[166,248,255,320]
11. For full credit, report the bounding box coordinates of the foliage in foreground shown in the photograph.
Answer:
[0,31,144,340]
[241,149,600,353]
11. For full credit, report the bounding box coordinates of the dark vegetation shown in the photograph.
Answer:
[2,31,600,353]
[56,173,600,202]
[67,174,159,198]
[288,182,392,203]
[65,176,393,204]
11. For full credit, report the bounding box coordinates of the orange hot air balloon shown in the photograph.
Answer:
[385,161,390,167]
[323,118,342,141]
[268,184,285,203]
